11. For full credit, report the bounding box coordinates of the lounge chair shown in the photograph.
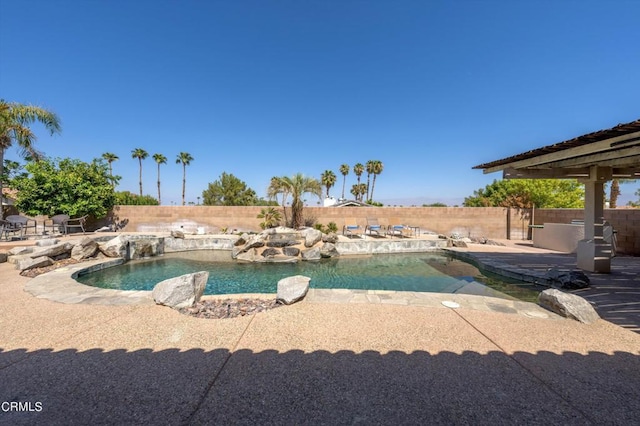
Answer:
[365,218,385,237]
[342,218,363,238]
[6,215,37,237]
[387,218,413,238]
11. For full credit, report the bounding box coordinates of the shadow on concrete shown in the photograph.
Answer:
[1,347,639,425]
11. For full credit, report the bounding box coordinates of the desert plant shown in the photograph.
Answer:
[257,207,282,229]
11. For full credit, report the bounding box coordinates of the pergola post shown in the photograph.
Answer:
[577,166,612,273]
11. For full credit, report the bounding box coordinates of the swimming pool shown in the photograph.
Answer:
[76,250,540,301]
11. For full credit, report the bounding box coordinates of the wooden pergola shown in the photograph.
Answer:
[473,118,640,273]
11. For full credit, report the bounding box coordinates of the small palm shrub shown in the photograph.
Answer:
[257,207,282,229]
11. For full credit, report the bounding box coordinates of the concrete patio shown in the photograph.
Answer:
[0,236,639,424]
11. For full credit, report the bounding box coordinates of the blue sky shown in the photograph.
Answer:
[1,0,639,206]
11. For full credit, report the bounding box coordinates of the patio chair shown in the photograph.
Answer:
[44,214,70,235]
[0,219,24,241]
[342,218,363,238]
[365,218,385,237]
[64,215,88,234]
[6,214,37,237]
[386,218,413,238]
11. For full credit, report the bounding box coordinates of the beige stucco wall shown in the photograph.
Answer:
[93,205,528,240]
[89,205,640,255]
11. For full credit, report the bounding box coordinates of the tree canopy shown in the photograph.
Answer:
[202,172,258,206]
[11,157,116,218]
[114,191,159,206]
[463,179,584,209]
[0,100,61,218]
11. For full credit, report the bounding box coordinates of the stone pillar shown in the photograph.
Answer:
[577,166,612,273]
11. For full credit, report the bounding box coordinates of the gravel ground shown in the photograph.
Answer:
[178,298,283,319]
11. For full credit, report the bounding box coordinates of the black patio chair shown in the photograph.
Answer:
[6,215,37,237]
[0,219,24,241]
[44,214,69,235]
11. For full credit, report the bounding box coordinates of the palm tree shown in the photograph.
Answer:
[350,183,367,202]
[101,152,119,186]
[320,170,337,198]
[152,153,167,204]
[369,160,384,202]
[609,179,637,208]
[131,148,148,196]
[365,160,375,201]
[353,163,364,198]
[175,152,193,206]
[268,176,290,225]
[339,164,349,200]
[274,173,321,228]
[0,100,61,219]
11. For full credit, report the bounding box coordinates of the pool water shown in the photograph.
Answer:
[76,251,540,301]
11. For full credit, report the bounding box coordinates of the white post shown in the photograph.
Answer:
[577,166,612,273]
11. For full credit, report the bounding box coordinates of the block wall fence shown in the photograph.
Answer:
[88,205,640,255]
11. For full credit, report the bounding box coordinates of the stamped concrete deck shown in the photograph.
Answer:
[1,234,639,424]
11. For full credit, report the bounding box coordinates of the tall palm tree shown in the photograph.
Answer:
[353,163,364,198]
[610,179,637,208]
[176,152,193,206]
[275,173,321,228]
[0,100,61,218]
[365,160,375,201]
[152,153,167,204]
[320,170,337,198]
[131,148,148,196]
[339,164,349,200]
[369,160,384,202]
[101,152,119,186]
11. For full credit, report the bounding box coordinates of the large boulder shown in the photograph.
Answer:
[236,249,259,262]
[0,253,6,263]
[301,247,322,261]
[8,246,33,256]
[277,275,310,305]
[129,237,164,260]
[236,233,266,254]
[234,233,250,246]
[300,228,322,248]
[266,240,298,248]
[71,237,99,260]
[170,230,185,239]
[537,289,600,324]
[99,235,129,258]
[319,243,340,258]
[152,271,209,309]
[322,232,338,244]
[261,248,281,258]
[31,242,74,259]
[283,247,300,257]
[15,256,54,271]
[545,267,590,289]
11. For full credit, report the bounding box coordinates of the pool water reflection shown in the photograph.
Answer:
[76,251,540,302]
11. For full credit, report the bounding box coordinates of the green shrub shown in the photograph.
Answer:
[115,191,159,205]
[257,207,282,229]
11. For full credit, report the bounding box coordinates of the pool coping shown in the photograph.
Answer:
[22,253,557,320]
